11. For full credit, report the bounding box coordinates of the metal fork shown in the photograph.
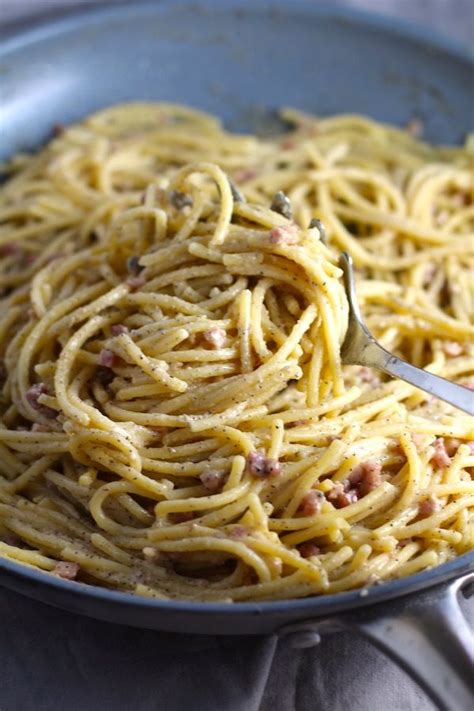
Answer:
[338,252,474,416]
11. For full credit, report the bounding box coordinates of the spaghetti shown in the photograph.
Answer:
[0,103,473,601]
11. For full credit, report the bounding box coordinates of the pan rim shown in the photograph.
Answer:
[0,0,473,616]
[1,549,472,616]
[0,0,473,67]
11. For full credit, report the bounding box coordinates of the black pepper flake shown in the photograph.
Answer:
[127,255,143,275]
[169,190,193,210]
[228,178,246,203]
[270,191,293,220]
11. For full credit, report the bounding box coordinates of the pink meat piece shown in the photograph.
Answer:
[246,450,281,478]
[200,470,225,492]
[54,561,80,580]
[234,168,259,183]
[126,275,146,290]
[452,193,469,207]
[444,438,474,456]
[411,433,426,451]
[444,438,461,457]
[431,438,451,469]
[443,341,463,357]
[327,482,359,508]
[203,327,227,349]
[269,224,299,245]
[358,367,381,387]
[25,383,56,418]
[348,460,382,496]
[418,495,441,518]
[25,382,47,408]
[327,481,344,502]
[148,426,168,443]
[111,324,129,336]
[0,242,23,257]
[299,490,324,516]
[98,349,120,368]
[336,489,359,507]
[229,525,248,539]
[298,542,320,558]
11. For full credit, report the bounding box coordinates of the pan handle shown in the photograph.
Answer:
[280,573,474,711]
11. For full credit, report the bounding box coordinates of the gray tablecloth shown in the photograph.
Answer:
[2,584,446,711]
[0,2,472,710]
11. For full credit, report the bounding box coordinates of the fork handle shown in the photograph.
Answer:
[362,341,474,416]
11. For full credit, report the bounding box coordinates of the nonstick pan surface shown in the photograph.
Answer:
[0,3,473,707]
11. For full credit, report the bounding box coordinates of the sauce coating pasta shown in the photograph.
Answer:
[0,104,472,601]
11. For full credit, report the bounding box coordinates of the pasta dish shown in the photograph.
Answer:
[0,104,472,601]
